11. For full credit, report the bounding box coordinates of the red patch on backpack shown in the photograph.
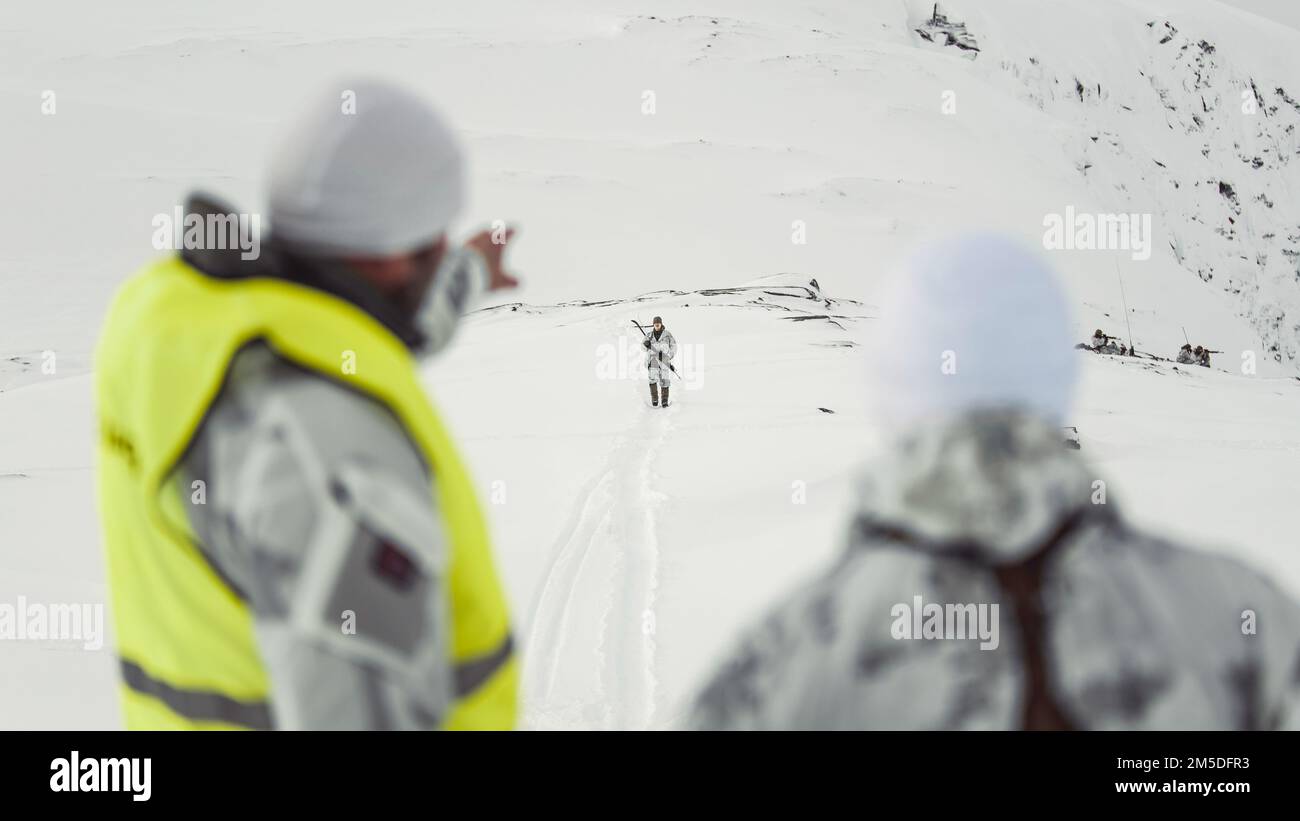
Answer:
[372,540,418,590]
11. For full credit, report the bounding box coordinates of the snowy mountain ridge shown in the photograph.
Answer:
[931,0,1300,369]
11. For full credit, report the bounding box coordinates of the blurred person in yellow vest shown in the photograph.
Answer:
[95,79,520,729]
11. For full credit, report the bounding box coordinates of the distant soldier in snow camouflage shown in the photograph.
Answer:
[689,235,1300,731]
[644,315,677,407]
[1177,343,1197,365]
[1090,328,1123,355]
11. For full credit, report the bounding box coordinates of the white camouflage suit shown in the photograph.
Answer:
[645,326,678,387]
[688,411,1300,730]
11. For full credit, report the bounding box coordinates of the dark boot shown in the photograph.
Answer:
[649,383,659,406]
[661,386,670,408]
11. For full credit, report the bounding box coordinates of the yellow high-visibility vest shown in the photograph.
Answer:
[95,255,517,729]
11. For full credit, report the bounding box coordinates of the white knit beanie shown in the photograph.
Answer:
[267,79,465,256]
[869,233,1078,428]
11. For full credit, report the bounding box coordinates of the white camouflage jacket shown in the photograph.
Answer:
[689,411,1300,730]
[645,326,677,384]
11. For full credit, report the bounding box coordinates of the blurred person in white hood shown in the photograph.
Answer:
[688,234,1300,730]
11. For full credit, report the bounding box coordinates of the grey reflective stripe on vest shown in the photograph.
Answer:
[120,659,274,730]
[454,634,514,697]
[124,634,510,727]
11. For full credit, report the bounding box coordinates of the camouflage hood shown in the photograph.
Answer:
[855,410,1100,564]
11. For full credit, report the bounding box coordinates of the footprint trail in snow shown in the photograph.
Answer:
[524,399,672,729]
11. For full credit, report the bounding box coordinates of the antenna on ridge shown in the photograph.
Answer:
[1116,259,1135,355]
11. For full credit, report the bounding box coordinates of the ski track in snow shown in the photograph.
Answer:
[523,392,671,730]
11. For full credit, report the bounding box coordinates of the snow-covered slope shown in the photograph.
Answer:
[7,275,1295,730]
[0,375,120,728]
[1212,0,1300,35]
[446,279,873,729]
[2,1,1299,729]
[439,284,1300,729]
[7,0,1299,383]
[942,0,1300,367]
